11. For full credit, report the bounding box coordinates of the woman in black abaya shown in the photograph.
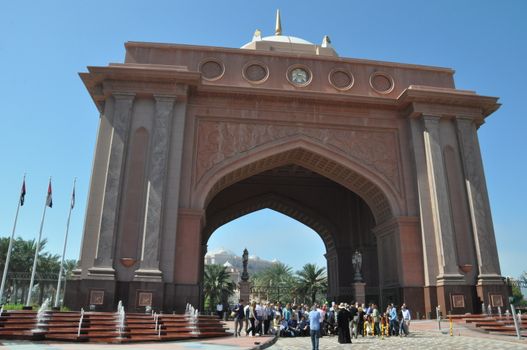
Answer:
[337,303,352,344]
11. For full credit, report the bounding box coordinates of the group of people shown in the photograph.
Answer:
[231,299,411,350]
[332,302,412,343]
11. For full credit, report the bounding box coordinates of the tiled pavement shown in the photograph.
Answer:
[268,331,527,350]
[0,320,525,349]
[269,320,527,350]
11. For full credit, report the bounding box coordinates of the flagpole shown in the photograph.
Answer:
[54,178,75,308]
[0,174,26,304]
[26,177,51,307]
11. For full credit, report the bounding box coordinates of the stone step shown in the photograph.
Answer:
[46,328,84,334]
[127,329,162,336]
[0,323,37,331]
[126,320,157,329]
[45,333,89,341]
[0,311,230,343]
[44,322,87,327]
[83,327,129,332]
[84,331,129,337]
[129,335,163,341]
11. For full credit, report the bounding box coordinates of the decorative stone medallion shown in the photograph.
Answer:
[137,291,153,307]
[329,68,354,91]
[451,294,465,308]
[89,290,105,305]
[242,61,269,84]
[490,294,504,307]
[287,65,312,87]
[369,71,394,94]
[119,257,137,268]
[199,58,225,81]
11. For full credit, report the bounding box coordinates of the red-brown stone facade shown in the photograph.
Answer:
[64,40,509,318]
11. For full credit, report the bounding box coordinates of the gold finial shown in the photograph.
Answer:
[275,9,282,36]
[253,29,262,41]
[322,35,332,47]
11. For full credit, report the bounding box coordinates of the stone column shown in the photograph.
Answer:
[90,92,135,278]
[173,209,204,311]
[159,97,188,283]
[455,117,502,283]
[410,118,438,288]
[421,115,464,283]
[325,248,338,300]
[134,95,176,282]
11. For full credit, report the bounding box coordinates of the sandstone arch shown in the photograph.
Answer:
[195,137,401,225]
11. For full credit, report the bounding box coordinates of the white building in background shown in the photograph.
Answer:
[204,247,276,278]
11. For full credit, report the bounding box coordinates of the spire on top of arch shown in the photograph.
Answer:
[275,9,282,36]
[240,10,338,57]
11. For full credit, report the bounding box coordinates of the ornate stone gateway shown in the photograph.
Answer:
[66,21,509,317]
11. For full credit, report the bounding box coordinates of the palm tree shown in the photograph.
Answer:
[203,264,235,312]
[1,236,78,304]
[251,262,296,302]
[296,263,327,304]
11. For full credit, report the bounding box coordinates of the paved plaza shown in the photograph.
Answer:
[1,320,526,349]
[269,331,527,350]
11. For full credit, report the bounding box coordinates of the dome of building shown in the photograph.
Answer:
[241,35,313,48]
[240,10,337,57]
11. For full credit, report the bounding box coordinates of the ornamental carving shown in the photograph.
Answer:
[195,120,400,191]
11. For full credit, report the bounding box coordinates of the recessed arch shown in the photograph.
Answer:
[204,192,337,252]
[194,137,401,224]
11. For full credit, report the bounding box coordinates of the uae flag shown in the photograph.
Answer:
[20,179,26,206]
[70,184,75,209]
[46,180,53,208]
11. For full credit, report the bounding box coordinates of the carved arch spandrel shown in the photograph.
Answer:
[203,192,337,252]
[193,137,402,225]
[194,119,402,194]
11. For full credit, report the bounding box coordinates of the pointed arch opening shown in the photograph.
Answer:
[195,138,400,225]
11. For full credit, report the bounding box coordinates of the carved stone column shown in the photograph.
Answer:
[324,248,338,301]
[173,208,204,311]
[455,117,502,283]
[410,118,439,289]
[422,115,464,284]
[134,95,176,282]
[90,92,135,279]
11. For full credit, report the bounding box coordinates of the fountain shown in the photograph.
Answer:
[498,306,502,318]
[32,298,50,333]
[116,300,125,338]
[481,303,486,315]
[77,308,84,337]
[184,303,200,335]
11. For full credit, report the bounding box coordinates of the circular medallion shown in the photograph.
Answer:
[199,58,225,81]
[242,62,269,84]
[369,71,394,94]
[329,68,354,91]
[287,65,312,87]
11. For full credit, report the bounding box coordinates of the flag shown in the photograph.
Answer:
[70,183,75,209]
[20,179,26,206]
[46,180,53,208]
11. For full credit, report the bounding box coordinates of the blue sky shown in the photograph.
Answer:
[0,1,525,279]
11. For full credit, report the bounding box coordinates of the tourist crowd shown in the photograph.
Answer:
[229,300,412,349]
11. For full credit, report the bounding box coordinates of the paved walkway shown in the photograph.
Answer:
[0,320,525,349]
[269,332,526,350]
[269,320,527,350]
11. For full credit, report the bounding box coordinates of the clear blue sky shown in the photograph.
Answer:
[1,1,525,279]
